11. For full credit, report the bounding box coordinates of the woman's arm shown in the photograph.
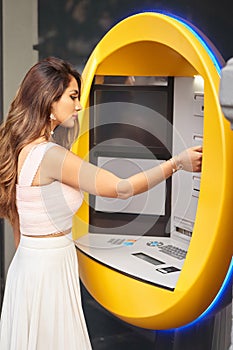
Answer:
[42,145,202,199]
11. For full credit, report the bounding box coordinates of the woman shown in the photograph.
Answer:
[0,57,202,349]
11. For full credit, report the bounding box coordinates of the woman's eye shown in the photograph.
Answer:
[71,95,78,100]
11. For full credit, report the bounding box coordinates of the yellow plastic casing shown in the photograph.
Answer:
[72,12,233,329]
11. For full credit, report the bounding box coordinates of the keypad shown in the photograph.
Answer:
[158,244,187,260]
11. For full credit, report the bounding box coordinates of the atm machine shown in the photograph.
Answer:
[73,12,233,332]
[77,74,203,292]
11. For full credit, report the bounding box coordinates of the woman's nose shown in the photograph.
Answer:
[75,102,82,111]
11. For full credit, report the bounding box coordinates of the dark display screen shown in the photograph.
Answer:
[89,77,174,237]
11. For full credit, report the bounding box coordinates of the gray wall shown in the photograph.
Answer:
[2,0,38,276]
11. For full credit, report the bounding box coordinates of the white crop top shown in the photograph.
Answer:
[16,142,83,236]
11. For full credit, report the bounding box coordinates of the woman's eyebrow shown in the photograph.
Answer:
[69,89,79,94]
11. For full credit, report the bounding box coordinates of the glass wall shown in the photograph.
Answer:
[38,0,233,72]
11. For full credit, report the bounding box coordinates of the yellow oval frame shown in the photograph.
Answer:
[72,12,233,329]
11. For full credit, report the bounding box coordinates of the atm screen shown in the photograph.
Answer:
[89,76,174,237]
[95,156,166,216]
[91,76,174,154]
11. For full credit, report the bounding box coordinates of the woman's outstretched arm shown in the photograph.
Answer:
[41,144,202,199]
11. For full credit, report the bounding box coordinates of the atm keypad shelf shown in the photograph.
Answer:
[75,233,189,291]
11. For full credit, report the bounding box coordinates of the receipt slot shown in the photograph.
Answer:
[72,13,233,329]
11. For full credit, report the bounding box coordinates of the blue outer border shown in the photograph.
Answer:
[139,10,223,73]
[164,13,222,74]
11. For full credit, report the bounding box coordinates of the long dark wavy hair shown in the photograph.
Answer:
[0,56,82,225]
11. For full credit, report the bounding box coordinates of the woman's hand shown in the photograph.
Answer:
[175,145,203,172]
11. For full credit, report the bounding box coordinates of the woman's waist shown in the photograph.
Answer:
[19,230,74,249]
[22,228,71,238]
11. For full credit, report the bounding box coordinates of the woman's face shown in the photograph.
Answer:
[51,76,82,129]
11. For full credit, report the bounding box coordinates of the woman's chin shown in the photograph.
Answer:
[61,120,76,129]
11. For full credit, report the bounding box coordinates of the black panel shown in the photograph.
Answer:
[89,77,174,237]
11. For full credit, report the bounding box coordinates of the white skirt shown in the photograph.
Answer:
[0,235,92,350]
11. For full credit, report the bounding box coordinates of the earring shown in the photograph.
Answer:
[50,113,56,120]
